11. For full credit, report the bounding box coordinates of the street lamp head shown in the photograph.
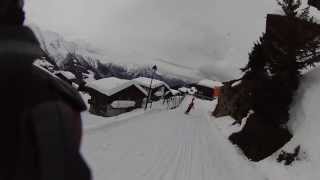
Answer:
[152,65,158,72]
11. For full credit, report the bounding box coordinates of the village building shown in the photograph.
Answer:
[133,77,171,101]
[178,87,189,94]
[194,79,222,100]
[86,77,147,117]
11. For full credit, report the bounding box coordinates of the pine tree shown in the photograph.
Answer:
[277,0,301,17]
[241,0,320,126]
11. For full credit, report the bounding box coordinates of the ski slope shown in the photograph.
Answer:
[81,97,265,180]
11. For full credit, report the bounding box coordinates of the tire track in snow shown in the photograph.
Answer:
[82,97,267,180]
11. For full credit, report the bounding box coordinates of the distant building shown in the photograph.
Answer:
[86,77,147,117]
[194,79,222,100]
[133,77,171,101]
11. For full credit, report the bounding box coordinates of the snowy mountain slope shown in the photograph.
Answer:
[29,25,195,86]
[30,24,105,67]
[81,96,266,180]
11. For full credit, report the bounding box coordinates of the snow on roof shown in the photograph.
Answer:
[231,80,242,87]
[197,79,223,88]
[55,71,76,80]
[133,77,170,89]
[87,77,147,97]
[170,89,180,95]
[178,87,189,93]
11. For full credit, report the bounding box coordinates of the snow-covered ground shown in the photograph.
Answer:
[210,67,320,180]
[253,68,320,180]
[80,66,320,180]
[81,96,265,180]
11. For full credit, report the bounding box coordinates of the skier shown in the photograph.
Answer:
[185,97,195,114]
[0,1,91,180]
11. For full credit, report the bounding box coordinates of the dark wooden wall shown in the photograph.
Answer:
[87,85,146,117]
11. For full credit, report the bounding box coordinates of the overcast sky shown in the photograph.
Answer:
[25,0,281,79]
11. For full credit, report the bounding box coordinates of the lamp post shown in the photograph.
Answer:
[144,65,158,110]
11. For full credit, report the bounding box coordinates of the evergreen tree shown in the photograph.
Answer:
[277,0,301,17]
[241,0,320,126]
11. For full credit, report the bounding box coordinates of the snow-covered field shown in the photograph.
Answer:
[81,97,265,180]
[80,66,320,180]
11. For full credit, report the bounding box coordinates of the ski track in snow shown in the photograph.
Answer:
[82,97,266,180]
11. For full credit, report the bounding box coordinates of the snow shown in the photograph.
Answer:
[82,74,320,180]
[81,96,265,180]
[254,67,320,180]
[86,77,147,97]
[198,79,223,89]
[33,58,55,71]
[82,109,147,132]
[133,77,170,89]
[55,70,76,80]
[154,88,165,97]
[30,25,105,67]
[169,89,180,96]
[111,100,136,109]
[178,87,189,93]
[208,67,320,180]
[231,80,242,87]
[83,70,96,83]
[188,87,197,95]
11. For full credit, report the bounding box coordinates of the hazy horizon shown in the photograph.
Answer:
[25,0,286,80]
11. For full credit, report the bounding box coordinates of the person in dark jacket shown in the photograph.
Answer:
[0,1,91,180]
[185,97,195,114]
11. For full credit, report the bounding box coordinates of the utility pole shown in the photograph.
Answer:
[144,65,157,110]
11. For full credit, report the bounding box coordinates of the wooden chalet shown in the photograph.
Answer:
[86,77,147,117]
[193,79,222,100]
[133,77,171,101]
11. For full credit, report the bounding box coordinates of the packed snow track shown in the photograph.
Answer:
[82,97,264,180]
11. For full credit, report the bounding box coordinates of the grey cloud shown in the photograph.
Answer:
[25,0,278,79]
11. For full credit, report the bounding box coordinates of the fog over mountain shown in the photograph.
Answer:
[26,0,319,81]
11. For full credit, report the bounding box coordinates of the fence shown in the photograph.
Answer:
[163,95,186,110]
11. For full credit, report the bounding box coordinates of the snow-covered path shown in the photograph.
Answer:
[82,98,265,180]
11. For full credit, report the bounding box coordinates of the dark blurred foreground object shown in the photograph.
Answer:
[0,0,91,180]
[309,0,320,10]
[0,0,25,26]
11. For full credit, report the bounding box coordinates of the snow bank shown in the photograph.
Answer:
[253,67,320,179]
[208,67,320,179]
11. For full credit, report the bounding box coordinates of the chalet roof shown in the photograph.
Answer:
[197,79,223,89]
[55,71,76,80]
[170,89,180,95]
[178,87,189,93]
[133,77,170,89]
[87,77,147,97]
